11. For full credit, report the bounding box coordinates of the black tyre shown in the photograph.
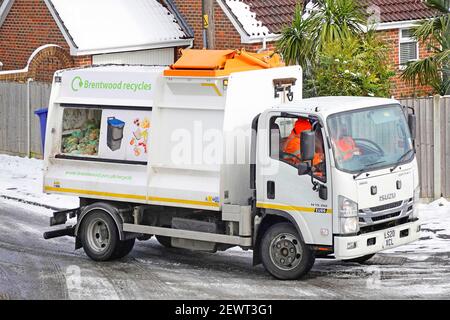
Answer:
[113,238,136,259]
[345,254,375,264]
[260,222,315,280]
[156,235,173,248]
[80,210,131,261]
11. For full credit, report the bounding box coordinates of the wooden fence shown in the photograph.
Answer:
[400,96,450,200]
[0,81,51,157]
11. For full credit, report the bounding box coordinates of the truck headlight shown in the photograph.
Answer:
[411,186,420,219]
[339,196,359,234]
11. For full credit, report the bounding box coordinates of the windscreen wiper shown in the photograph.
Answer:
[353,161,386,179]
[390,149,414,172]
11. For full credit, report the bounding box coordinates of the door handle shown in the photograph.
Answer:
[267,181,275,200]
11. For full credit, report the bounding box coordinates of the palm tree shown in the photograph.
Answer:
[277,0,365,69]
[401,0,450,96]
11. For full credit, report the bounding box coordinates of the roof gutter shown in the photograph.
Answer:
[0,0,15,28]
[372,19,423,31]
[43,0,79,53]
[162,0,195,38]
[73,39,194,56]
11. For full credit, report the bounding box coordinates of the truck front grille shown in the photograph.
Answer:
[363,201,403,213]
[360,217,410,234]
[358,198,413,226]
[371,211,401,222]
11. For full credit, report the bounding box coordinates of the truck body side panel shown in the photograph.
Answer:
[44,65,303,211]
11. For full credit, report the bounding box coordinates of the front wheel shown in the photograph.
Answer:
[260,222,315,280]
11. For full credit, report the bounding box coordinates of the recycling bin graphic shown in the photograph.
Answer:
[107,117,125,151]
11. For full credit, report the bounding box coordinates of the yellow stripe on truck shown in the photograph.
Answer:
[148,196,219,208]
[201,83,223,96]
[257,202,332,214]
[44,186,220,208]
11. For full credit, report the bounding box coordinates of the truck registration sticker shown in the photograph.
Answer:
[383,229,396,248]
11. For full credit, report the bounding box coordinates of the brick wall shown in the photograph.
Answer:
[0,0,91,82]
[174,0,271,52]
[377,29,434,98]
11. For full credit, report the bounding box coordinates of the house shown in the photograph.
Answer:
[0,0,194,82]
[174,0,440,98]
[0,0,441,97]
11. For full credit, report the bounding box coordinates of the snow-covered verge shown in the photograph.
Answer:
[385,198,450,255]
[0,154,79,214]
[0,154,448,255]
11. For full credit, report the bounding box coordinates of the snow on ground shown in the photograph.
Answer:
[385,198,450,256]
[0,154,79,212]
[0,154,449,255]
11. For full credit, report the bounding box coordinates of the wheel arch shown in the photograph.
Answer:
[75,202,128,242]
[253,209,313,266]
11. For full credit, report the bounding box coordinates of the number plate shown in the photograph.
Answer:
[383,229,396,248]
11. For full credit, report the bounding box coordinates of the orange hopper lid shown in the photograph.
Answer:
[164,49,284,77]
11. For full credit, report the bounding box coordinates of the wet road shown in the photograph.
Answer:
[0,200,449,300]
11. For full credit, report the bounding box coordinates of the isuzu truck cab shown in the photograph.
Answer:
[44,50,420,280]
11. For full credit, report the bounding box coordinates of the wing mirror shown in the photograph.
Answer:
[300,130,315,161]
[408,113,416,140]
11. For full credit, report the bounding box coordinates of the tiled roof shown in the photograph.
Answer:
[244,0,300,34]
[363,0,440,23]
[224,0,441,38]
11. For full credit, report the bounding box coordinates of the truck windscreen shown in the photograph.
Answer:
[327,104,414,174]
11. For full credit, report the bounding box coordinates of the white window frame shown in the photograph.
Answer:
[399,28,420,70]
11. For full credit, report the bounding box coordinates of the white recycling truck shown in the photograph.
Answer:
[43,50,421,279]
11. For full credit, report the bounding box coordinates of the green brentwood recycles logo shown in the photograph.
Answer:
[71,76,152,93]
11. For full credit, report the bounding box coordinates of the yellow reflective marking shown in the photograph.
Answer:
[44,186,147,201]
[148,196,219,208]
[44,186,219,208]
[201,83,222,96]
[257,202,332,214]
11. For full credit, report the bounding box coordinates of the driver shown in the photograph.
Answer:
[282,117,312,165]
[332,126,361,161]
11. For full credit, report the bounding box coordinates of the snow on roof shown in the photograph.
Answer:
[46,0,192,56]
[224,0,274,40]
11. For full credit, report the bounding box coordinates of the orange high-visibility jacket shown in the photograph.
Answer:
[282,119,312,162]
[335,136,358,160]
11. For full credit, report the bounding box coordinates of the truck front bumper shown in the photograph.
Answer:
[334,219,421,260]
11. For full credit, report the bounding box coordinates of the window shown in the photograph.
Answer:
[327,104,413,174]
[270,116,326,180]
[399,29,419,69]
[61,108,102,156]
[60,106,152,163]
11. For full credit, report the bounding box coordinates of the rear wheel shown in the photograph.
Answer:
[113,238,135,259]
[260,222,315,280]
[80,210,134,261]
[156,225,173,248]
[156,235,173,248]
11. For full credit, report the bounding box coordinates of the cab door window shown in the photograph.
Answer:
[269,116,327,181]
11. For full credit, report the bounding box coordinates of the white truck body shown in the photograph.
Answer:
[44,65,302,211]
[43,62,420,279]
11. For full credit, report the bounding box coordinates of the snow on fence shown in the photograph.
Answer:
[400,96,450,200]
[0,81,51,158]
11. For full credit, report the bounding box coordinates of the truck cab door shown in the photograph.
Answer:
[255,111,333,246]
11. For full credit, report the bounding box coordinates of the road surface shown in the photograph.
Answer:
[0,200,449,300]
